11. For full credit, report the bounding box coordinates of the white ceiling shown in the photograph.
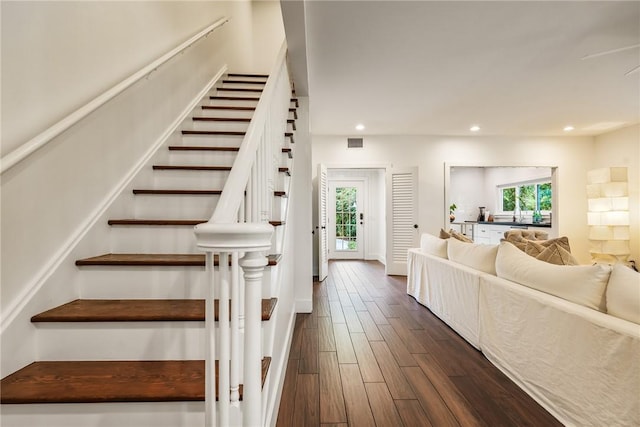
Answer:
[282,1,640,137]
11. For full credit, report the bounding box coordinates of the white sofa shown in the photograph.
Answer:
[407,234,640,427]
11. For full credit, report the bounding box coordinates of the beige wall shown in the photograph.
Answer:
[312,134,597,265]
[594,124,640,264]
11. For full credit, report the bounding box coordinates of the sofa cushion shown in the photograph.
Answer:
[450,229,473,243]
[504,229,549,241]
[606,263,640,324]
[420,233,448,259]
[447,237,498,275]
[496,241,611,311]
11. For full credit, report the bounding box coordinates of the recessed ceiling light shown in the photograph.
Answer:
[355,124,365,131]
[563,125,574,132]
[470,125,480,132]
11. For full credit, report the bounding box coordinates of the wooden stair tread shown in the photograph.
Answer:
[285,132,295,144]
[153,165,232,171]
[282,148,293,159]
[192,117,251,122]
[222,79,265,85]
[227,73,268,78]
[109,219,206,226]
[75,253,281,267]
[274,191,287,197]
[209,96,260,101]
[217,88,262,93]
[0,358,270,404]
[31,298,278,322]
[202,105,256,111]
[133,189,222,195]
[279,167,291,176]
[182,130,245,136]
[108,219,284,227]
[168,146,239,152]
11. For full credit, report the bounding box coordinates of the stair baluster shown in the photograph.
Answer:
[196,40,291,426]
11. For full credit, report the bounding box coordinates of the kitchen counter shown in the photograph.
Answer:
[477,221,551,228]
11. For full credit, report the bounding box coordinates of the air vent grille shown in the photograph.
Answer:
[347,138,363,148]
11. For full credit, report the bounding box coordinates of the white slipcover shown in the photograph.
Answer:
[479,273,640,427]
[407,249,481,348]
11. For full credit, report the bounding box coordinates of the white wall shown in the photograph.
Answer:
[251,1,286,73]
[312,134,597,265]
[594,124,640,264]
[0,0,285,375]
[291,98,313,311]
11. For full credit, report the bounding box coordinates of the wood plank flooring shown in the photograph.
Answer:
[276,260,561,427]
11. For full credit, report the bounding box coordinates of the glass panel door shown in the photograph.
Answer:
[329,180,364,259]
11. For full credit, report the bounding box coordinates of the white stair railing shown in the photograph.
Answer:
[194,40,292,427]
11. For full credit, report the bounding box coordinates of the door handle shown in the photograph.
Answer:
[413,224,418,229]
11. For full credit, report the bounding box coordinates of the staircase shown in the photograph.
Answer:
[1,68,298,426]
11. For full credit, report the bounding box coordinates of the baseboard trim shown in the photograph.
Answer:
[1,66,227,334]
[295,299,312,313]
[265,308,296,427]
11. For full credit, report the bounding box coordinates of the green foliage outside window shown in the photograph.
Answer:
[335,187,358,250]
[538,183,552,210]
[518,185,536,211]
[502,187,516,211]
[500,182,552,212]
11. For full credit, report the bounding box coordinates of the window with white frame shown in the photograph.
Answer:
[498,180,552,213]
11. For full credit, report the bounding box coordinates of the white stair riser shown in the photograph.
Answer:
[109,226,199,253]
[206,99,259,108]
[179,135,243,147]
[77,264,276,299]
[152,169,230,189]
[78,267,207,299]
[187,121,249,132]
[134,194,218,218]
[1,402,204,427]
[272,196,287,222]
[221,83,265,90]
[197,109,255,119]
[166,151,237,167]
[35,322,270,360]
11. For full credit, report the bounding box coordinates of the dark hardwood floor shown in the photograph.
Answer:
[276,260,562,427]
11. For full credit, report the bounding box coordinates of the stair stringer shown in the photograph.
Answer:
[260,136,298,427]
[0,67,228,379]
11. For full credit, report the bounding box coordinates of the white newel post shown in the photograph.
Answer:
[195,222,273,427]
[239,251,268,427]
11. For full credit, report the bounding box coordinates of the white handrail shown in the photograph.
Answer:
[0,16,229,175]
[210,41,288,223]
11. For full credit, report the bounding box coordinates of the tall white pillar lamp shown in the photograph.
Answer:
[587,167,630,264]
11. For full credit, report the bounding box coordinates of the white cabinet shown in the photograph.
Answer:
[475,224,528,245]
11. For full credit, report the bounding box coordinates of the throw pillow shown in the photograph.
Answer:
[450,229,473,243]
[439,228,451,239]
[535,244,579,266]
[504,229,548,241]
[447,237,498,275]
[503,233,528,251]
[606,263,640,324]
[496,241,611,311]
[521,237,576,265]
[420,233,448,259]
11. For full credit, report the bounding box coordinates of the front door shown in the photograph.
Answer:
[329,180,365,259]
